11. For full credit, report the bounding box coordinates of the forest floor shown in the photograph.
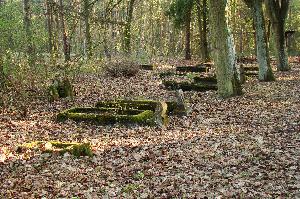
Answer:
[0,60,299,198]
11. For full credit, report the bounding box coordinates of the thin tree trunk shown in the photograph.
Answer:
[252,0,275,81]
[124,0,135,54]
[209,0,242,98]
[185,8,192,60]
[238,27,243,57]
[252,20,257,57]
[59,0,70,62]
[53,4,59,59]
[196,0,203,58]
[196,0,209,61]
[23,0,35,67]
[83,0,92,59]
[46,0,54,61]
[202,0,209,61]
[0,58,5,89]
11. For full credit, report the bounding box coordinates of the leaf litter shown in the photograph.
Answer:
[0,62,299,198]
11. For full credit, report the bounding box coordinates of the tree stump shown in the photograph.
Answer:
[48,77,74,102]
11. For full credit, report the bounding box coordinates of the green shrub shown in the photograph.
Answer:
[103,59,140,77]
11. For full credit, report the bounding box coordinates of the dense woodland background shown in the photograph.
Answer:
[0,0,300,198]
[0,0,299,76]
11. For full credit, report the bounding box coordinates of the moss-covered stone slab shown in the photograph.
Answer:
[237,57,257,64]
[57,99,191,127]
[140,64,155,70]
[245,71,258,76]
[98,100,169,126]
[193,76,217,84]
[96,100,158,112]
[176,64,210,73]
[159,71,179,78]
[57,106,158,126]
[240,65,258,78]
[243,66,259,72]
[163,80,218,92]
[159,71,199,78]
[96,99,184,116]
[16,141,93,157]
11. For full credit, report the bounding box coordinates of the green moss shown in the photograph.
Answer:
[57,106,159,126]
[133,171,145,180]
[21,141,44,150]
[17,141,93,157]
[121,184,140,193]
[66,143,93,157]
[118,110,156,125]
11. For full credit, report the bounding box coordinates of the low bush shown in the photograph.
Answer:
[103,59,140,77]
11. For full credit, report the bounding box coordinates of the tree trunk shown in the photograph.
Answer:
[46,0,54,61]
[124,0,135,54]
[83,0,92,59]
[185,8,192,60]
[196,0,209,61]
[59,0,70,62]
[265,0,290,71]
[196,0,203,58]
[209,0,242,98]
[53,4,60,59]
[0,58,5,89]
[273,21,289,71]
[23,0,35,67]
[252,0,275,81]
[202,0,209,61]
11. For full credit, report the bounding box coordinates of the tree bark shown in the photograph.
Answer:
[252,0,275,81]
[23,0,35,67]
[209,0,242,98]
[265,0,290,71]
[124,0,135,54]
[196,0,209,61]
[202,0,209,61]
[0,58,5,89]
[59,0,70,62]
[273,21,289,71]
[46,0,54,60]
[184,8,192,60]
[83,0,92,59]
